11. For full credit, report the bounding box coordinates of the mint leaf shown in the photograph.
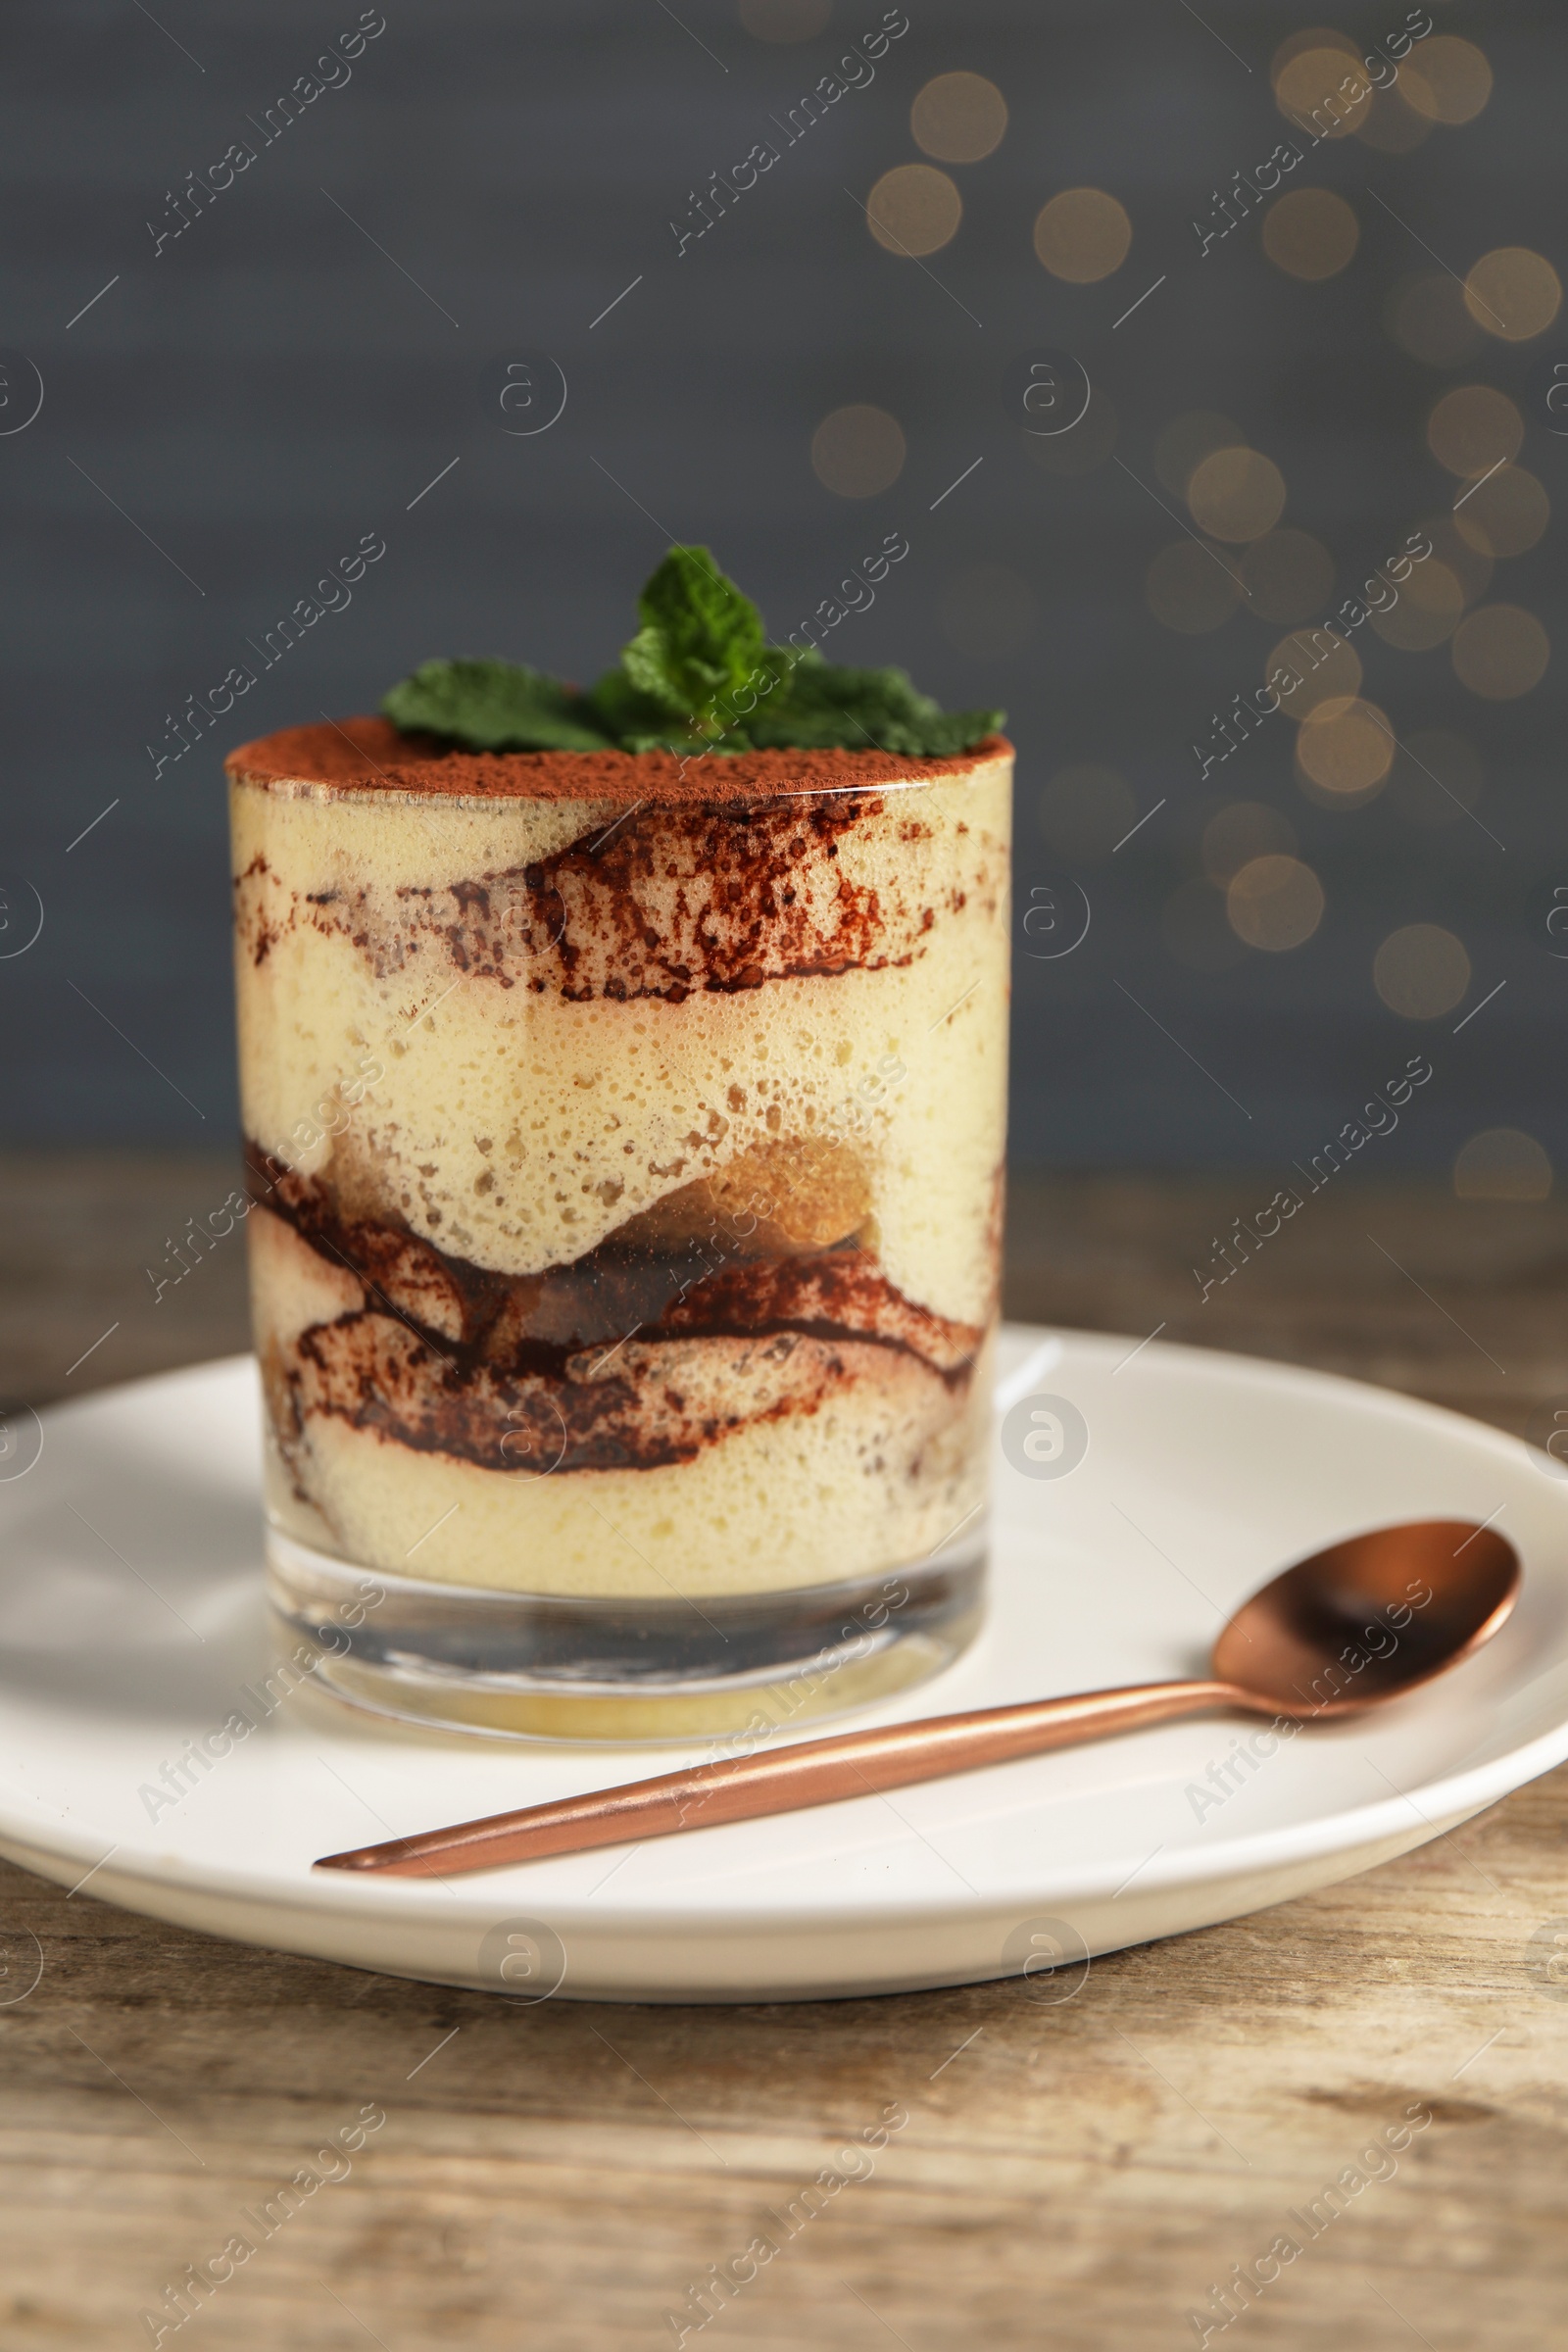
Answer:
[749,653,1003,758]
[381,552,1005,760]
[618,546,767,740]
[382,659,612,752]
[582,667,700,754]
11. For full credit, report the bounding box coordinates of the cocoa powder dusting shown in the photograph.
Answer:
[225,715,1009,806]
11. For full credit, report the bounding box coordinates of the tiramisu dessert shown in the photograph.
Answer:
[228,548,1011,1735]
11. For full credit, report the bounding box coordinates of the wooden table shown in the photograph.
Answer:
[3,1155,1566,2351]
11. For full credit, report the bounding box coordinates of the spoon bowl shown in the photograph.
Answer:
[1214,1516,1520,1718]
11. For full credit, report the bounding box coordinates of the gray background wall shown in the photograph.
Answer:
[0,0,1560,1173]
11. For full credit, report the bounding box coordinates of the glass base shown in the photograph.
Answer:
[266,1528,986,1742]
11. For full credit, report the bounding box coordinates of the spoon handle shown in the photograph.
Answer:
[316,1677,1246,1880]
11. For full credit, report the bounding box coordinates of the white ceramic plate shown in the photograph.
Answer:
[1,1330,1565,2005]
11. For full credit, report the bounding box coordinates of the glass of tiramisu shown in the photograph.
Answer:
[227,550,1011,1737]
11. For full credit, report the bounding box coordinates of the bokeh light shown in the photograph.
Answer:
[1373,924,1471,1019]
[1425,385,1523,477]
[1355,83,1434,154]
[1202,801,1298,884]
[1388,728,1485,829]
[1385,273,1481,368]
[1265,628,1362,716]
[1270,26,1360,76]
[1453,1129,1552,1202]
[866,165,961,256]
[1451,604,1550,698]
[737,0,830,37]
[1226,856,1325,951]
[1453,466,1550,561]
[1238,529,1334,623]
[1273,46,1373,138]
[1145,540,1243,633]
[1464,248,1563,342]
[1368,559,1464,653]
[1295,696,1396,796]
[1033,188,1131,281]
[939,564,1037,659]
[1400,36,1494,124]
[810,404,906,497]
[1153,412,1243,497]
[1419,514,1493,609]
[1037,764,1138,861]
[1261,189,1359,280]
[910,72,1007,163]
[1187,447,1287,541]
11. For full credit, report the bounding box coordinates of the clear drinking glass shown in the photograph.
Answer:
[227,718,1011,1739]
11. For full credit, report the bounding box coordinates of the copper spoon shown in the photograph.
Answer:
[316,1518,1519,1881]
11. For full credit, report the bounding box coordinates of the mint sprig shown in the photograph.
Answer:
[382,547,1003,759]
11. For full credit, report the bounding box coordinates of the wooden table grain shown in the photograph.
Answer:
[3,1153,1566,2352]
